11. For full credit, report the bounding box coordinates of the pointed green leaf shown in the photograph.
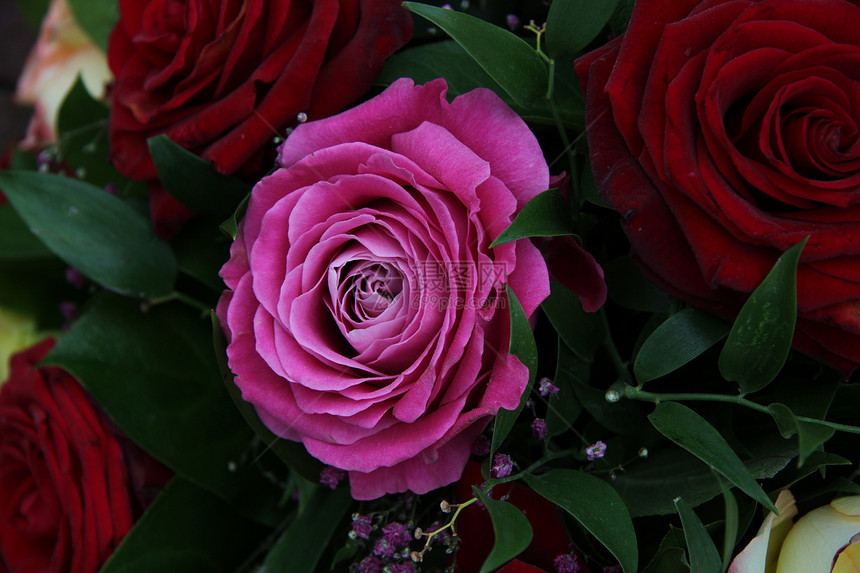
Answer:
[525,469,638,573]
[716,476,739,573]
[634,309,729,384]
[149,135,251,218]
[44,293,252,500]
[674,497,721,573]
[541,280,606,362]
[100,478,266,573]
[767,403,835,467]
[719,238,807,393]
[490,189,574,247]
[403,3,548,107]
[67,0,118,52]
[261,487,352,573]
[0,171,177,298]
[491,286,537,455]
[0,204,54,261]
[648,402,776,513]
[474,487,534,573]
[546,0,622,57]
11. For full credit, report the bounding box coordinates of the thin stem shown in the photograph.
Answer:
[143,291,211,314]
[599,308,629,379]
[623,385,860,435]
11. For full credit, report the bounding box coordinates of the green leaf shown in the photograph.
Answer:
[57,78,134,191]
[525,469,638,573]
[541,280,606,362]
[613,441,794,517]
[148,135,251,218]
[100,478,267,573]
[718,238,807,393]
[643,526,691,573]
[716,476,739,573]
[648,402,777,513]
[66,0,118,52]
[546,0,622,57]
[674,497,721,573]
[490,189,573,247]
[610,0,636,35]
[0,171,177,298]
[403,3,548,107]
[767,403,835,467]
[261,487,351,573]
[171,219,232,294]
[474,487,534,573]
[634,309,729,384]
[0,204,54,261]
[212,312,324,483]
[491,286,538,455]
[44,293,252,500]
[546,340,584,436]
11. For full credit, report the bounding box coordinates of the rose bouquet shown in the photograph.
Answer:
[1,0,859,572]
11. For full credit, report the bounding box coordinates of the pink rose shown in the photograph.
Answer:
[218,78,563,499]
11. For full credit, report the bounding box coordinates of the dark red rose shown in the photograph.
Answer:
[453,461,589,573]
[0,338,172,573]
[108,0,413,182]
[575,0,860,375]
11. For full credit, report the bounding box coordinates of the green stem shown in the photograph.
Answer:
[488,448,578,487]
[144,291,211,314]
[623,385,860,435]
[599,309,629,379]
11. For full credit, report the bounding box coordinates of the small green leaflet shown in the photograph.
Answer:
[474,487,533,573]
[674,497,721,573]
[490,189,574,247]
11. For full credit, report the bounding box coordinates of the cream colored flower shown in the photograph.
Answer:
[729,490,860,573]
[15,0,112,147]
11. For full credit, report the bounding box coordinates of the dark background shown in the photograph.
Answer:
[0,0,39,151]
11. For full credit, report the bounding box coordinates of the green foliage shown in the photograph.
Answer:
[99,478,267,573]
[674,498,721,573]
[0,171,176,298]
[546,0,622,57]
[648,402,777,513]
[67,0,118,52]
[525,469,638,573]
[719,238,807,393]
[403,3,548,107]
[491,189,574,247]
[474,487,534,573]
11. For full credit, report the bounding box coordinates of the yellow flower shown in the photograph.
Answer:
[729,490,860,573]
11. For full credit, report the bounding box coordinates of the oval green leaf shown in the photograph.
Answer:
[525,469,638,573]
[474,487,534,573]
[634,308,729,384]
[648,402,776,513]
[718,238,807,394]
[403,2,548,107]
[767,403,835,467]
[0,170,177,298]
[67,0,117,52]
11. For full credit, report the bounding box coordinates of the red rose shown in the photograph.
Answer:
[575,0,860,375]
[0,338,172,573]
[108,0,413,182]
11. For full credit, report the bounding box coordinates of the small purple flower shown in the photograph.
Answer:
[586,441,607,461]
[65,267,87,288]
[319,466,346,489]
[351,514,373,539]
[531,418,548,440]
[390,563,417,573]
[357,555,383,573]
[506,14,520,31]
[604,566,623,573]
[554,552,582,573]
[491,453,514,479]
[538,377,560,398]
[373,538,396,559]
[381,522,412,549]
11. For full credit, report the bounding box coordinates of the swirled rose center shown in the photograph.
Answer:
[337,261,403,323]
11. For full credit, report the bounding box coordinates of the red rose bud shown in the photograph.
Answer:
[0,338,172,573]
[575,0,860,375]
